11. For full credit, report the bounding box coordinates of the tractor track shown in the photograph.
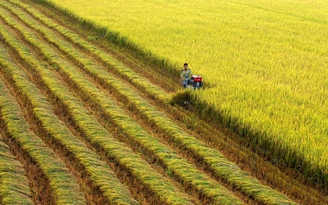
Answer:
[0,0,327,204]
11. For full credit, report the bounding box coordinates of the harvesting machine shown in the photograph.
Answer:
[181,73,204,89]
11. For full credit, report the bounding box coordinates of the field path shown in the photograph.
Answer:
[0,0,326,204]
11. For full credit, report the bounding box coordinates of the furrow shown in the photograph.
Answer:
[1,3,300,204]
[0,13,138,205]
[80,55,298,204]
[12,2,328,204]
[166,102,326,204]
[1,2,297,204]
[0,48,86,204]
[0,135,34,205]
[18,0,178,94]
[7,0,171,101]
[0,3,246,205]
[0,7,195,205]
[9,3,327,204]
[6,0,327,204]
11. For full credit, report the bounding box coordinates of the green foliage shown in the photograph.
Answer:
[170,90,193,107]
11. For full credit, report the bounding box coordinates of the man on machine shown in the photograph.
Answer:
[180,63,192,88]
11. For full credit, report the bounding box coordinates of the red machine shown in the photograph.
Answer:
[190,75,203,89]
[181,69,204,89]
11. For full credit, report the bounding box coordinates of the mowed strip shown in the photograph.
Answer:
[1,2,298,204]
[0,58,85,204]
[0,7,194,205]
[7,0,171,101]
[0,3,245,205]
[0,15,138,205]
[0,136,33,205]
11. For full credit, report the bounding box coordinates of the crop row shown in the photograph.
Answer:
[1,2,298,204]
[0,135,33,205]
[0,7,194,205]
[2,2,254,204]
[15,1,327,204]
[8,0,171,102]
[0,4,231,201]
[43,0,328,189]
[0,14,139,205]
[0,3,248,204]
[4,2,301,204]
[63,34,296,205]
[0,48,86,204]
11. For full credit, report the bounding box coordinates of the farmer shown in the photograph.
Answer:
[180,63,192,88]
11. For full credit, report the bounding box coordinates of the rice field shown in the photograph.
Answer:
[0,0,327,204]
[43,0,328,190]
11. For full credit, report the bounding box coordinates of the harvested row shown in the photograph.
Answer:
[0,54,85,204]
[12,2,327,204]
[0,9,195,205]
[167,103,327,204]
[4,2,301,204]
[0,136,33,205]
[0,15,138,205]
[91,74,298,205]
[0,0,316,204]
[8,0,171,101]
[2,2,297,204]
[32,0,328,192]
[0,4,246,205]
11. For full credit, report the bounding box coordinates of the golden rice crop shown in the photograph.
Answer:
[44,0,328,184]
[0,0,325,204]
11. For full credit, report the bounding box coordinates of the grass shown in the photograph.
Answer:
[41,0,328,186]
